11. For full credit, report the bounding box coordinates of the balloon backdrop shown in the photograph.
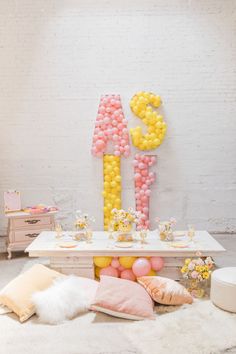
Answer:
[92,94,130,157]
[103,154,121,230]
[130,91,167,150]
[94,256,164,281]
[134,154,157,230]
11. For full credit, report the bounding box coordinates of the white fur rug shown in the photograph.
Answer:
[0,259,236,354]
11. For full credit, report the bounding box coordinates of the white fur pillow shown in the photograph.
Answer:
[32,275,98,324]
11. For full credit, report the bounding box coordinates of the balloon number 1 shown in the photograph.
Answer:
[91,92,166,230]
[134,154,157,230]
[103,155,121,230]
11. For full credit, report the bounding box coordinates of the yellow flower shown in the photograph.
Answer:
[181,266,188,273]
[185,258,191,265]
[196,266,201,272]
[202,272,209,279]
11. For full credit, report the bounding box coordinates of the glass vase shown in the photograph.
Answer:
[185,278,208,298]
[116,222,134,242]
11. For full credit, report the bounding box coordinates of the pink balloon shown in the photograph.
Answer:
[145,189,151,196]
[113,134,119,141]
[141,170,148,177]
[150,257,164,271]
[120,269,136,282]
[135,173,141,181]
[118,265,125,272]
[100,266,119,277]
[117,123,124,130]
[138,163,145,170]
[96,139,105,149]
[132,258,151,277]
[99,106,106,113]
[111,259,120,268]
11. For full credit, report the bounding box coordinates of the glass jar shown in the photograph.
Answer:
[116,221,134,242]
[158,221,174,241]
[184,278,208,298]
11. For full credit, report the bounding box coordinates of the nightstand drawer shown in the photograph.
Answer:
[14,228,50,242]
[13,216,51,229]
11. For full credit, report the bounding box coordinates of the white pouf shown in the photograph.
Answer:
[210,267,236,313]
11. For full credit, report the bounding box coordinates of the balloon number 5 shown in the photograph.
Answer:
[130,91,167,150]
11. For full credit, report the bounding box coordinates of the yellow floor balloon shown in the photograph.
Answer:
[93,256,112,268]
[95,266,101,278]
[147,269,157,276]
[119,256,137,269]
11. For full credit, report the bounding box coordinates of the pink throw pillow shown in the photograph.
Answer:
[90,276,155,320]
[137,276,193,305]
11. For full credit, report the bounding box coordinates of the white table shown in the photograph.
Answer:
[25,231,225,280]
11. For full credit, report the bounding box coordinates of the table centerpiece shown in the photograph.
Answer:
[110,208,144,242]
[181,256,214,298]
[74,210,95,242]
[155,217,177,241]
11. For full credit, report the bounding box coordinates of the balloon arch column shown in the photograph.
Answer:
[91,91,167,281]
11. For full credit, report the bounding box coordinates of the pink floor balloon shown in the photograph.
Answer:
[91,95,130,157]
[111,258,120,269]
[132,257,151,277]
[100,266,119,277]
[120,269,136,282]
[134,154,157,229]
[150,256,164,271]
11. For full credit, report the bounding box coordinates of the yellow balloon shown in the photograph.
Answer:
[94,256,112,268]
[147,269,157,276]
[129,91,167,150]
[95,266,101,278]
[119,256,137,269]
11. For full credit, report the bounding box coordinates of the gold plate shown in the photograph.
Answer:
[58,242,78,248]
[173,231,186,237]
[170,242,189,248]
[115,242,133,248]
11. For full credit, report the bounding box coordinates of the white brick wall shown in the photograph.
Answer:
[0,0,236,235]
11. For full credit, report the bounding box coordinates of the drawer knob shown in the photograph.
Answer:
[25,219,40,224]
[25,233,39,238]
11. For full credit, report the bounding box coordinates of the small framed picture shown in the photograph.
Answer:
[4,190,21,213]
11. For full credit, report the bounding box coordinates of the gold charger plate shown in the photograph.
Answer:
[170,242,189,248]
[58,241,78,248]
[115,242,133,248]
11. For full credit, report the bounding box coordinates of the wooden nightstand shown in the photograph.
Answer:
[5,211,57,259]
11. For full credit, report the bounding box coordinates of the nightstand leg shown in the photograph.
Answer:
[7,247,12,260]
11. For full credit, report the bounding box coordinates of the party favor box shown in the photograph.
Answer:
[4,190,21,213]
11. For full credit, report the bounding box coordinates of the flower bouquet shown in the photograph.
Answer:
[181,256,214,297]
[110,208,143,242]
[74,210,95,241]
[155,217,177,241]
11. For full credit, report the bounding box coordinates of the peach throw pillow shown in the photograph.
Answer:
[137,276,193,305]
[0,264,63,322]
[91,275,155,320]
